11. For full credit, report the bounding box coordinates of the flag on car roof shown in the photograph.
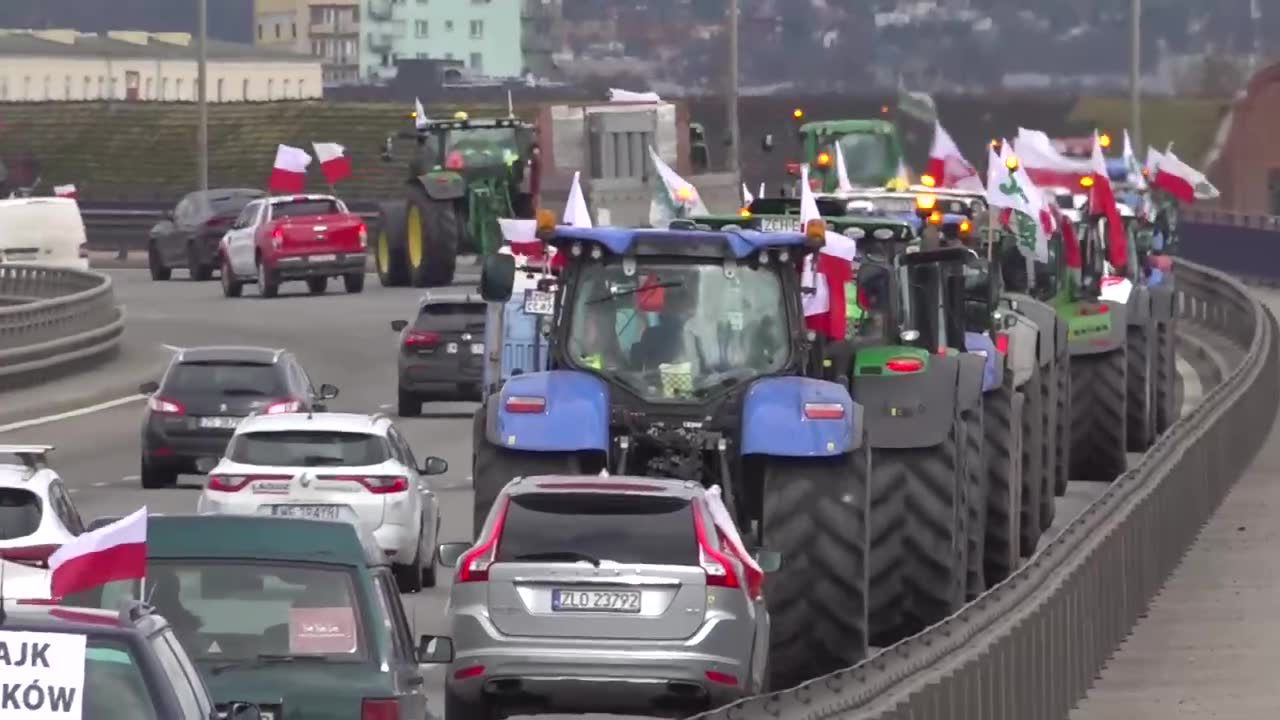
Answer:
[1088,131,1130,272]
[268,144,311,194]
[1152,150,1218,204]
[647,146,708,227]
[48,507,147,598]
[563,171,592,228]
[798,165,857,340]
[924,120,983,192]
[52,184,77,199]
[312,143,352,185]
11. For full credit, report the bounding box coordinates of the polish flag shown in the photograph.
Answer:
[312,142,352,185]
[268,144,311,194]
[498,217,564,270]
[923,121,983,192]
[1152,151,1217,204]
[48,507,147,598]
[799,165,857,340]
[53,184,77,199]
[1088,132,1129,273]
[1014,127,1093,189]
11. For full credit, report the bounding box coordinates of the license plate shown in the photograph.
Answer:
[523,289,554,316]
[470,342,484,354]
[760,217,801,232]
[197,416,240,429]
[446,342,459,354]
[270,505,341,520]
[309,254,337,262]
[551,589,642,613]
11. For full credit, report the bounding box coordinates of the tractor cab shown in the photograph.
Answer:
[796,119,905,192]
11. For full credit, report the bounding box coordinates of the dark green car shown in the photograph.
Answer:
[62,514,453,720]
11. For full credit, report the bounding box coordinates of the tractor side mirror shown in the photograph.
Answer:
[761,134,775,152]
[479,253,516,302]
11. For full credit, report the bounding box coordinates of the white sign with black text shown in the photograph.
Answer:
[0,630,86,718]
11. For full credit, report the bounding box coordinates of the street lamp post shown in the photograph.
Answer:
[1129,0,1141,154]
[726,0,740,176]
[196,0,209,191]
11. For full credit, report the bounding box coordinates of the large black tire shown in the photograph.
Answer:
[868,425,967,645]
[1054,351,1071,496]
[961,409,987,601]
[187,242,213,281]
[257,258,279,299]
[406,184,459,288]
[140,459,177,489]
[471,405,579,538]
[1125,321,1156,452]
[982,384,1023,587]
[1069,348,1128,481]
[1155,314,1178,433]
[1019,366,1044,555]
[148,243,171,281]
[376,202,410,287]
[1038,357,1059,530]
[220,257,242,298]
[761,450,870,690]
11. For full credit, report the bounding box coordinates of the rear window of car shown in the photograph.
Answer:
[415,302,487,330]
[163,362,286,397]
[226,431,390,467]
[0,487,42,540]
[206,192,262,216]
[272,199,341,218]
[495,492,698,566]
[84,638,159,720]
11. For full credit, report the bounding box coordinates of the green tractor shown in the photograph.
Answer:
[375,112,538,288]
[797,119,906,192]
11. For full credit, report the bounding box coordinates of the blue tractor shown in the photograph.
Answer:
[473,212,872,688]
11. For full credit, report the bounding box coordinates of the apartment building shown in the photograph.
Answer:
[253,0,360,85]
[361,0,525,82]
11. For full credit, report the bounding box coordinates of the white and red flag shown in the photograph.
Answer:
[53,184,77,199]
[798,165,857,340]
[48,507,147,598]
[268,144,311,194]
[1087,132,1130,272]
[1152,150,1218,204]
[312,142,352,185]
[923,120,983,192]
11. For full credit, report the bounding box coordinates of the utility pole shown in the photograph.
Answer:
[196,0,209,191]
[726,0,740,175]
[1251,0,1263,75]
[1129,0,1141,154]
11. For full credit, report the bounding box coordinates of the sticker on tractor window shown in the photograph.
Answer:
[726,312,744,331]
[289,607,358,654]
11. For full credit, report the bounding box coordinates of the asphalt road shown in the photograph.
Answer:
[0,268,1224,718]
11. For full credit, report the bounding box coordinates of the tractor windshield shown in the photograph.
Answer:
[828,133,892,186]
[895,262,954,352]
[443,127,519,169]
[565,258,789,401]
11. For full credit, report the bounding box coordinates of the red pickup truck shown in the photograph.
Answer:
[218,194,368,298]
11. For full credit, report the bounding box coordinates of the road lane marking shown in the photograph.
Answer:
[0,394,146,434]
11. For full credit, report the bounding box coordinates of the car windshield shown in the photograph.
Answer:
[163,362,286,397]
[272,199,341,218]
[565,258,789,401]
[416,302,487,332]
[84,638,160,720]
[443,128,518,167]
[831,132,891,186]
[226,431,390,467]
[495,493,699,565]
[68,561,368,665]
[0,487,41,540]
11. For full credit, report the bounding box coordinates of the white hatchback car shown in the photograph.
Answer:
[197,412,447,592]
[0,445,87,598]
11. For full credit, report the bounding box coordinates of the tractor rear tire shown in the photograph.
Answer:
[1017,367,1044,557]
[1054,351,1071,496]
[375,202,410,288]
[868,426,967,646]
[1038,358,1059,530]
[471,405,579,538]
[983,384,1023,587]
[1069,348,1128,481]
[1155,315,1178,434]
[962,408,987,601]
[405,184,458,288]
[1125,321,1156,452]
[761,450,870,690]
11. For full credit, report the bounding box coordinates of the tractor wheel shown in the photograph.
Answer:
[1054,351,1071,496]
[961,408,987,601]
[982,384,1023,587]
[1069,348,1128,481]
[868,426,967,646]
[1038,357,1059,530]
[1155,314,1178,433]
[405,184,458,288]
[1019,366,1044,555]
[1125,320,1156,452]
[761,449,870,690]
[375,202,410,287]
[471,405,578,539]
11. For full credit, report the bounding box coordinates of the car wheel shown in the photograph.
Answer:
[140,461,178,489]
[420,520,437,589]
[221,258,243,298]
[397,387,422,418]
[444,686,490,720]
[188,243,212,281]
[258,259,279,298]
[148,243,171,281]
[343,272,365,293]
[306,276,328,294]
[394,537,425,594]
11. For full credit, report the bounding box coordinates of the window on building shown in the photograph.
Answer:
[1268,170,1280,216]
[63,75,71,100]
[1,77,7,101]
[415,20,429,37]
[217,77,224,101]
[444,52,454,59]
[43,75,50,100]
[96,76,103,98]
[243,78,250,101]
[144,77,153,99]
[159,77,167,100]
[470,20,483,38]
[83,76,90,98]
[445,20,454,31]
[470,52,483,71]
[258,23,263,40]
[292,23,297,38]
[176,78,184,100]
[416,52,428,59]
[283,79,291,97]
[267,78,274,99]
[298,79,305,96]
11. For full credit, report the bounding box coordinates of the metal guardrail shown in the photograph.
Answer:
[0,265,125,388]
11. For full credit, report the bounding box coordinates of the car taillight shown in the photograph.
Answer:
[457,497,509,583]
[264,398,302,414]
[885,357,924,373]
[356,222,368,249]
[324,475,409,494]
[207,475,249,492]
[453,665,486,680]
[706,670,739,687]
[403,330,441,348]
[802,402,844,420]
[445,151,465,170]
[995,332,1010,355]
[147,396,185,415]
[504,395,545,413]
[691,501,742,590]
[360,698,401,720]
[271,227,284,250]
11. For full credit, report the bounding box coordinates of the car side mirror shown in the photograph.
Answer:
[437,542,470,568]
[754,549,782,573]
[480,253,516,302]
[318,383,339,400]
[138,381,159,395]
[390,319,408,332]
[761,133,775,152]
[420,456,448,475]
[417,635,454,664]
[223,702,262,720]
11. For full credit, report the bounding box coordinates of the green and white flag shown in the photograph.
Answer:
[986,141,1050,262]
[648,145,709,227]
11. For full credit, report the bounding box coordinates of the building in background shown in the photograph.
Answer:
[0,29,322,102]
[361,0,524,83]
[521,0,563,78]
[253,0,360,86]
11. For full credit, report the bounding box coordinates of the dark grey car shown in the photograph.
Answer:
[137,345,337,489]
[391,292,486,417]
[148,188,264,281]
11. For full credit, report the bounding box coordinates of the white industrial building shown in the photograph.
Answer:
[0,29,323,102]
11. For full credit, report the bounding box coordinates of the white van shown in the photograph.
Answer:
[0,197,90,270]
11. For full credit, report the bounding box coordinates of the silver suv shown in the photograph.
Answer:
[435,475,777,718]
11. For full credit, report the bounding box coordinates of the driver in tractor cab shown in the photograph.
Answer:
[631,271,701,374]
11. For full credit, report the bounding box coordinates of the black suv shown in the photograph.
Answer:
[2,601,262,719]
[138,346,337,488]
[390,292,486,417]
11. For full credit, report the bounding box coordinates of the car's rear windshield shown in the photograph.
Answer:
[495,492,698,565]
[206,192,262,216]
[226,431,390,467]
[0,487,42,540]
[84,638,159,720]
[415,302,487,330]
[163,361,286,397]
[272,199,341,218]
[67,560,368,665]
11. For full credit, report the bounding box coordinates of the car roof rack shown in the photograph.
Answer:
[0,445,53,479]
